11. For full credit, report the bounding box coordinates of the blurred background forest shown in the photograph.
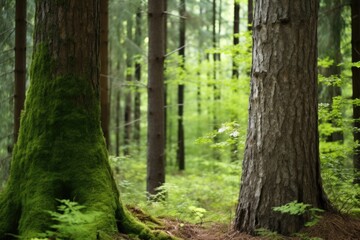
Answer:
[0,0,359,226]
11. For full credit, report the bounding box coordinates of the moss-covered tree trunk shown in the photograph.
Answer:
[0,1,172,239]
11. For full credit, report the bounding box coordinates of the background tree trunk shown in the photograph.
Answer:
[247,0,253,31]
[147,0,166,197]
[177,0,186,171]
[234,0,331,235]
[100,0,110,148]
[352,0,360,184]
[124,16,133,156]
[133,8,142,152]
[14,0,26,145]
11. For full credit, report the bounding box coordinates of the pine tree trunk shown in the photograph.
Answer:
[147,0,166,197]
[234,0,331,235]
[14,0,27,144]
[352,0,360,184]
[248,0,253,31]
[100,0,110,149]
[133,8,142,152]
[177,0,186,171]
[0,1,172,239]
[124,16,133,156]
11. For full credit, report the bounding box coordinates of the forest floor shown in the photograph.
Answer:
[117,207,360,240]
[159,213,360,240]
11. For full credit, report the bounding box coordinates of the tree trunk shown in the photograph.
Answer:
[133,8,142,152]
[231,0,240,162]
[319,0,343,142]
[124,17,133,156]
[100,0,110,149]
[116,90,121,157]
[352,0,360,184]
[248,0,253,31]
[147,0,166,197]
[0,1,172,239]
[234,0,331,235]
[177,0,186,171]
[14,0,27,145]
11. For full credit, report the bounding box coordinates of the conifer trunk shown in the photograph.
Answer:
[352,0,360,184]
[14,0,27,144]
[234,0,331,235]
[147,0,166,196]
[0,1,172,239]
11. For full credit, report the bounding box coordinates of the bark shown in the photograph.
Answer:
[147,0,166,197]
[133,8,142,151]
[0,1,172,239]
[14,0,27,144]
[352,0,360,184]
[124,17,133,156]
[100,0,110,148]
[177,0,186,171]
[234,0,331,235]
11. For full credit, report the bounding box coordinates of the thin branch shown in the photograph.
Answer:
[165,45,186,57]
[164,11,186,19]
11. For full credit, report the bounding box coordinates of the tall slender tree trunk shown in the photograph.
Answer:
[247,0,253,31]
[116,90,121,157]
[100,0,110,148]
[1,1,171,239]
[14,0,27,145]
[177,0,186,171]
[133,8,142,152]
[352,0,360,184]
[320,0,343,142]
[164,0,168,165]
[231,0,240,162]
[234,0,331,235]
[124,17,133,156]
[147,0,166,197]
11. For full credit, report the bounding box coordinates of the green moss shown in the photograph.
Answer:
[0,44,177,240]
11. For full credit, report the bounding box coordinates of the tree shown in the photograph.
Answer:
[0,1,171,239]
[133,7,142,151]
[177,0,186,171]
[352,0,360,184]
[124,16,134,156]
[247,0,253,31]
[318,0,343,142]
[14,0,26,145]
[147,0,166,197]
[100,0,110,148]
[234,0,331,235]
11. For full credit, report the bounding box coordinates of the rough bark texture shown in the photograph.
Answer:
[14,0,27,144]
[177,0,186,171]
[100,0,110,148]
[234,0,331,235]
[352,0,360,184]
[0,1,173,239]
[147,0,166,196]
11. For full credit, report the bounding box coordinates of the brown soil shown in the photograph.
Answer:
[160,213,360,240]
[124,207,360,240]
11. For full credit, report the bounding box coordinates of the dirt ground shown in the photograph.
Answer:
[160,213,360,240]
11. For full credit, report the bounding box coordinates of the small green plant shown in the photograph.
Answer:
[188,206,207,224]
[273,201,324,227]
[37,199,101,239]
[255,228,283,240]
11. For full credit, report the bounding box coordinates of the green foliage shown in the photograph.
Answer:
[112,155,240,225]
[255,228,283,240]
[35,199,101,240]
[273,201,324,227]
